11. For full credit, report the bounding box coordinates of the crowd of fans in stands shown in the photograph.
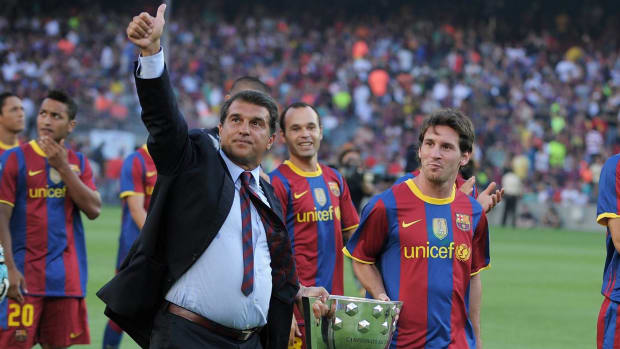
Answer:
[0,1,619,210]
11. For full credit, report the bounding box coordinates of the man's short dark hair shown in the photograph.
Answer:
[0,92,18,113]
[220,90,278,135]
[418,108,475,154]
[230,76,271,95]
[45,90,78,120]
[279,102,322,134]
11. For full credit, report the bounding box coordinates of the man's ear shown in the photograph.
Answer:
[460,151,471,167]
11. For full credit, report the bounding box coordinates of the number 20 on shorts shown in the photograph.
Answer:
[8,303,34,327]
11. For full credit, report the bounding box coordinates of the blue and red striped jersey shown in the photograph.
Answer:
[396,170,479,198]
[116,145,156,268]
[344,179,490,349]
[597,154,620,302]
[0,140,96,298]
[269,160,359,295]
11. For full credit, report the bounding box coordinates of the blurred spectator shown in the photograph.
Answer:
[0,0,618,208]
[338,146,375,212]
[501,167,523,227]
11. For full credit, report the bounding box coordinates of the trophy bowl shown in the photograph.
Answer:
[302,295,402,349]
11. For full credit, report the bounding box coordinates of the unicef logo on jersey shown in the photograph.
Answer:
[402,242,472,262]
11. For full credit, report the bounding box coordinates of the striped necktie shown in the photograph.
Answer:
[239,171,254,296]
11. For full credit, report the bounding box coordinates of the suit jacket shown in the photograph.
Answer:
[97,68,299,348]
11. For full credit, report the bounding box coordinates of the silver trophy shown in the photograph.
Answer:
[302,295,402,349]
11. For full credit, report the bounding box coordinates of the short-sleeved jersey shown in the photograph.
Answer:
[0,140,96,298]
[597,154,620,302]
[269,160,359,295]
[116,145,156,268]
[344,179,490,349]
[0,139,21,157]
[396,170,479,197]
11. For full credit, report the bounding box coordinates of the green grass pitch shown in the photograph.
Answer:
[59,206,605,348]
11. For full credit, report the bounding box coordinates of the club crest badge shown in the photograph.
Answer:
[432,218,448,240]
[455,213,471,231]
[313,188,327,207]
[328,181,340,196]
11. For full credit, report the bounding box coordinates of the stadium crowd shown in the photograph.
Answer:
[0,0,619,212]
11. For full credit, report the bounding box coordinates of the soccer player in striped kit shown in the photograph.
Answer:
[269,102,359,348]
[0,90,101,348]
[102,144,156,349]
[0,92,27,307]
[345,109,490,349]
[596,153,620,348]
[0,93,25,156]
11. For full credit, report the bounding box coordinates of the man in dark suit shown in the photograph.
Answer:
[98,4,327,348]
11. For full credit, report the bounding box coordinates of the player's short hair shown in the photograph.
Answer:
[45,90,78,120]
[279,102,322,134]
[418,108,475,154]
[230,76,271,95]
[220,90,278,135]
[0,92,18,113]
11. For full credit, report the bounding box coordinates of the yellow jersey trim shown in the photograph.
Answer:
[342,247,374,264]
[141,144,150,156]
[29,140,47,157]
[342,224,359,232]
[470,264,491,277]
[119,191,145,199]
[0,200,15,207]
[284,160,322,177]
[0,139,19,150]
[597,213,620,226]
[405,179,455,205]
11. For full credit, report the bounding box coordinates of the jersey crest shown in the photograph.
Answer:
[313,187,327,206]
[328,181,340,196]
[432,217,448,240]
[455,213,471,231]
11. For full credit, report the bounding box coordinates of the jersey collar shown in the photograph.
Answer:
[0,139,19,150]
[29,140,47,157]
[284,160,322,177]
[405,178,456,205]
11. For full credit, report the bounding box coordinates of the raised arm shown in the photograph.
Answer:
[127,4,194,175]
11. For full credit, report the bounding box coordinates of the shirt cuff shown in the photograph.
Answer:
[137,48,165,79]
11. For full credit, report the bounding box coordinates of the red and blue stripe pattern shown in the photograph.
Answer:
[117,146,156,269]
[598,297,620,349]
[0,140,95,300]
[269,161,359,295]
[597,154,620,302]
[344,179,489,349]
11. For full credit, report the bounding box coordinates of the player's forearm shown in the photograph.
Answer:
[469,274,482,349]
[57,166,101,219]
[0,205,16,269]
[352,261,387,299]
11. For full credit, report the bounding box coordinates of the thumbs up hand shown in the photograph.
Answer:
[126,4,167,56]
